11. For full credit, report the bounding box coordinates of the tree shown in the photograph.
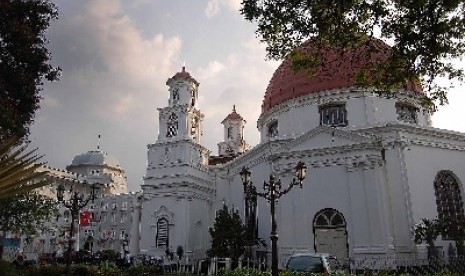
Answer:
[208,205,247,268]
[439,216,465,257]
[0,0,60,138]
[241,0,465,107]
[0,191,57,259]
[0,135,48,198]
[414,218,441,260]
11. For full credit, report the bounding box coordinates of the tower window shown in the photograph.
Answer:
[267,121,278,138]
[172,88,179,104]
[156,218,169,247]
[319,103,347,127]
[191,90,196,106]
[166,113,178,138]
[227,126,233,139]
[191,116,198,137]
[396,103,417,123]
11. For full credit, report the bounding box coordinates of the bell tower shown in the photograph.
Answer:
[218,105,250,156]
[158,66,203,144]
[141,67,213,258]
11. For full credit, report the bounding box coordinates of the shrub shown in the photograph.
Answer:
[0,260,19,276]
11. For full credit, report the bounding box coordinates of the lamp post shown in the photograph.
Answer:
[240,162,307,276]
[57,181,98,271]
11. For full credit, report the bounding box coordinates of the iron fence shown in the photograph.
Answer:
[348,256,465,275]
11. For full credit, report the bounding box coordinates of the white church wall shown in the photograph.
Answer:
[382,144,415,254]
[404,143,465,224]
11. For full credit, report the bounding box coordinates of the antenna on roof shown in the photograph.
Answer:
[97,134,101,150]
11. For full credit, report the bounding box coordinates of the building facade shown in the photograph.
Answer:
[22,40,465,269]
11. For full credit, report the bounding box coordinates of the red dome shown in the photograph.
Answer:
[222,105,244,123]
[166,66,199,86]
[262,39,422,113]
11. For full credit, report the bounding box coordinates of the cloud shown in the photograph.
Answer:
[31,0,183,190]
[204,0,241,18]
[193,36,280,152]
[205,0,220,19]
[197,61,226,80]
[225,0,241,11]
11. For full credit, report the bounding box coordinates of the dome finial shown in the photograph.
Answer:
[97,134,101,150]
[233,105,236,113]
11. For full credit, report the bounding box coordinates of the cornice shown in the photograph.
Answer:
[141,187,214,202]
[355,123,465,151]
[283,126,378,151]
[258,88,424,129]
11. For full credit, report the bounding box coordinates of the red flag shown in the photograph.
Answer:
[80,211,92,226]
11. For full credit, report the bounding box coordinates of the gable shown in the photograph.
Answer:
[284,126,378,152]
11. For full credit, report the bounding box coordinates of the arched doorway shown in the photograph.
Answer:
[313,208,349,263]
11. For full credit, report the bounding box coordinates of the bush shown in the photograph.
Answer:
[0,260,18,276]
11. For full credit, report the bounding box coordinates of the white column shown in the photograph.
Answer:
[129,200,142,255]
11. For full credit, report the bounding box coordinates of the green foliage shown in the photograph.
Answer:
[414,218,441,260]
[0,260,18,276]
[439,216,465,256]
[0,136,48,198]
[0,191,57,234]
[99,249,120,261]
[97,264,121,276]
[0,0,60,138]
[208,205,247,264]
[219,267,270,276]
[125,264,160,275]
[241,0,465,106]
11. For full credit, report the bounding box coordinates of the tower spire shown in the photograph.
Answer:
[97,134,101,150]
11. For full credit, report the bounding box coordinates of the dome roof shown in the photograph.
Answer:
[166,66,199,86]
[69,150,122,170]
[262,39,423,113]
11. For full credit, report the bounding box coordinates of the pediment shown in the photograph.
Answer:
[283,126,378,152]
[152,205,174,220]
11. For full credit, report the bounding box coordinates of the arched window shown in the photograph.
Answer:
[267,121,278,138]
[156,218,169,247]
[166,113,178,138]
[396,102,417,123]
[313,208,346,228]
[434,170,465,239]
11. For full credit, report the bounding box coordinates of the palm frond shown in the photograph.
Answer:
[0,136,49,198]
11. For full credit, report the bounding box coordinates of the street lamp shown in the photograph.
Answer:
[121,233,130,263]
[57,181,98,270]
[240,162,307,276]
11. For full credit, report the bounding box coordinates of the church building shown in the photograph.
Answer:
[137,39,465,268]
[22,39,465,270]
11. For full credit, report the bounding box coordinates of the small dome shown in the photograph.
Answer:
[69,150,122,170]
[262,39,423,114]
[222,105,245,123]
[166,66,199,86]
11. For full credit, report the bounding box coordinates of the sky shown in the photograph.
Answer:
[30,0,465,192]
